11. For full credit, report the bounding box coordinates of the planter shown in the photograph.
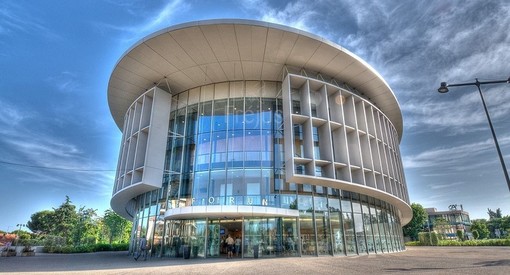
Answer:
[1,251,17,257]
[21,251,35,256]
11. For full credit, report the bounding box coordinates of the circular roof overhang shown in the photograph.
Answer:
[107,19,403,139]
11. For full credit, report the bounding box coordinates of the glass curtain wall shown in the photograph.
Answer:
[128,81,406,259]
[130,188,405,258]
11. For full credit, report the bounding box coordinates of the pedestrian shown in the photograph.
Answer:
[134,235,148,261]
[226,234,235,259]
[235,236,241,257]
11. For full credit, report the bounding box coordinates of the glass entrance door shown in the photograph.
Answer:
[207,220,221,257]
[207,218,242,258]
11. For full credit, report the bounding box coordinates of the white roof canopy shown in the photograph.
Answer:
[107,19,403,139]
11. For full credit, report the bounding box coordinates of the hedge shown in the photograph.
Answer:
[406,238,510,247]
[43,243,129,253]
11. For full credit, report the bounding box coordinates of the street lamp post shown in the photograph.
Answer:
[437,77,510,191]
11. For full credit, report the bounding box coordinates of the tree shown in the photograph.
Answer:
[72,207,99,245]
[487,209,505,238]
[433,217,450,239]
[52,196,79,244]
[402,203,428,241]
[472,230,479,240]
[487,208,502,219]
[27,210,55,234]
[102,209,131,244]
[470,219,489,239]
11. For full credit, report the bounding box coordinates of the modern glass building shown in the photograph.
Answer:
[108,19,412,258]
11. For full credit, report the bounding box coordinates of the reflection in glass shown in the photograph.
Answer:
[354,213,367,254]
[329,198,345,255]
[314,196,332,255]
[343,212,356,255]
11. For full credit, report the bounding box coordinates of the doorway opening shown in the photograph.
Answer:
[207,218,242,258]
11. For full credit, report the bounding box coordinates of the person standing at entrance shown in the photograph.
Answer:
[235,236,241,257]
[226,234,235,259]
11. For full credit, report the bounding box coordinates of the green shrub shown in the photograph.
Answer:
[110,243,129,251]
[430,232,439,246]
[405,241,421,246]
[456,230,464,241]
[94,243,112,251]
[437,239,510,246]
[418,232,429,245]
[42,242,129,254]
[472,230,479,240]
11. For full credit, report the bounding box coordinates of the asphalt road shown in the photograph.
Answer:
[1,246,509,274]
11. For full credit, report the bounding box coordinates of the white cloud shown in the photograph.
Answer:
[401,84,510,135]
[0,99,114,195]
[429,182,463,190]
[97,0,189,43]
[46,71,81,93]
[0,100,29,127]
[403,134,510,169]
[0,2,61,40]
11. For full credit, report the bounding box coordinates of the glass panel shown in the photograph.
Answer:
[228,98,244,131]
[298,195,315,255]
[354,213,367,254]
[180,173,192,204]
[371,206,382,253]
[341,199,352,212]
[168,220,185,257]
[343,212,356,255]
[213,99,227,131]
[245,97,260,129]
[363,208,375,254]
[195,133,211,171]
[245,169,261,198]
[261,98,273,130]
[377,207,389,253]
[329,198,344,255]
[192,171,208,206]
[207,220,221,257]
[293,124,303,157]
[244,129,261,167]
[193,220,206,258]
[227,130,243,168]
[209,170,226,205]
[352,202,362,213]
[198,102,212,133]
[243,218,260,258]
[313,127,320,159]
[227,169,244,205]
[261,130,273,167]
[243,218,278,258]
[283,217,298,256]
[314,196,332,255]
[211,131,227,170]
[292,99,301,114]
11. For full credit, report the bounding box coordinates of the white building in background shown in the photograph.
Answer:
[108,19,411,258]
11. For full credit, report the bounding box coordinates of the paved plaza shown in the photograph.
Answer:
[1,246,509,274]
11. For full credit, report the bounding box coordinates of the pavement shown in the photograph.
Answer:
[1,246,509,274]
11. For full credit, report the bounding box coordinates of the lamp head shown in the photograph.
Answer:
[438,82,449,93]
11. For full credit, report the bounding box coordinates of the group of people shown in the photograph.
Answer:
[223,234,241,258]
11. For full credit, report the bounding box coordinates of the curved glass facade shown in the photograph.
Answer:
[128,80,405,258]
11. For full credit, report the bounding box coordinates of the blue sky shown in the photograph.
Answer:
[1,0,509,232]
